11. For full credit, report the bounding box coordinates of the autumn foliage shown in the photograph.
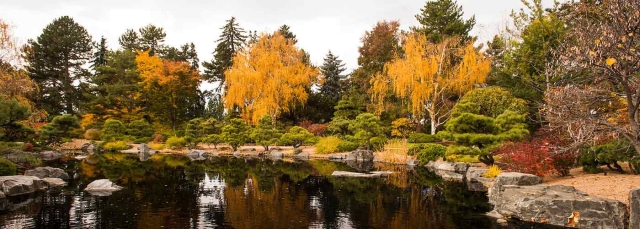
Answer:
[224,33,319,124]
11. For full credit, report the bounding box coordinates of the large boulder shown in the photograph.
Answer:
[491,185,628,229]
[41,151,62,161]
[345,150,374,162]
[25,167,70,180]
[85,179,123,196]
[269,151,283,159]
[137,143,155,155]
[42,178,67,188]
[0,176,48,196]
[188,150,207,161]
[426,161,470,174]
[466,167,492,192]
[631,188,640,229]
[489,172,541,201]
[436,171,464,182]
[295,152,310,160]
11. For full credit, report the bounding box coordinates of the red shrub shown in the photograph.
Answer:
[152,134,166,143]
[298,119,313,129]
[22,143,34,151]
[307,124,328,136]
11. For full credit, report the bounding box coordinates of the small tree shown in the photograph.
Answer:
[126,119,154,139]
[185,118,205,149]
[39,114,81,145]
[220,118,249,151]
[101,119,127,142]
[348,113,385,150]
[0,98,33,141]
[250,115,282,151]
[280,126,314,149]
[203,134,222,149]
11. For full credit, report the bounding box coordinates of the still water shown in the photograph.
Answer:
[0,153,496,229]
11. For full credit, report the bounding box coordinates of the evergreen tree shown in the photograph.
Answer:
[24,16,93,115]
[278,24,297,44]
[204,93,225,120]
[91,36,108,73]
[202,17,247,90]
[319,51,346,101]
[412,0,476,43]
[138,24,166,55]
[118,29,140,51]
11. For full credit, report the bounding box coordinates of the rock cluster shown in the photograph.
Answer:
[24,167,70,180]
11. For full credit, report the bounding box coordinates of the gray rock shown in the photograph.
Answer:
[188,150,207,161]
[295,152,310,160]
[139,152,151,161]
[631,188,640,229]
[138,143,155,155]
[41,151,62,161]
[345,160,374,172]
[0,190,4,198]
[0,176,48,196]
[269,151,283,158]
[466,167,489,180]
[406,159,419,166]
[437,171,464,182]
[491,185,628,229]
[466,167,492,192]
[25,167,70,180]
[75,155,88,160]
[328,154,347,160]
[489,172,542,202]
[345,150,374,162]
[81,143,97,154]
[426,161,470,173]
[332,171,393,178]
[85,179,123,196]
[42,178,67,188]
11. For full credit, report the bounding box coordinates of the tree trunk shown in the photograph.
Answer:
[430,113,437,135]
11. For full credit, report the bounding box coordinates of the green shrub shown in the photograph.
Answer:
[316,136,343,154]
[102,119,127,141]
[166,136,187,149]
[408,133,439,143]
[370,136,388,151]
[23,154,43,168]
[126,119,154,138]
[446,145,482,156]
[103,141,130,151]
[39,114,81,145]
[84,128,102,140]
[133,137,152,144]
[414,143,447,165]
[0,158,17,176]
[337,140,359,152]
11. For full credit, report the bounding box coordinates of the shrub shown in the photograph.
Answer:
[579,140,638,174]
[337,140,359,152]
[414,143,447,165]
[370,136,388,151]
[391,118,413,139]
[152,134,166,143]
[0,158,17,176]
[22,142,34,151]
[84,128,102,140]
[133,137,152,144]
[126,119,154,138]
[484,165,502,178]
[220,118,250,151]
[446,145,482,157]
[166,136,187,149]
[39,114,81,145]
[103,141,130,151]
[316,136,343,154]
[307,124,328,136]
[408,133,439,143]
[102,119,127,142]
[148,143,165,150]
[280,126,315,149]
[446,154,480,163]
[495,141,553,177]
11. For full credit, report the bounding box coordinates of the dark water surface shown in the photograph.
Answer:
[0,153,496,229]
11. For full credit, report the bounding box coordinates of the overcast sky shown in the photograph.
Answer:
[2,0,561,89]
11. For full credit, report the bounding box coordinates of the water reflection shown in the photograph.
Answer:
[0,153,494,229]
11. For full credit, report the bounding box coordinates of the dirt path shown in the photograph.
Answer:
[543,166,640,205]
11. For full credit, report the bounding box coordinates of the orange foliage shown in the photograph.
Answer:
[224,33,319,124]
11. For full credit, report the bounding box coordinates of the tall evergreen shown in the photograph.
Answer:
[24,16,93,115]
[319,51,346,101]
[278,24,297,44]
[118,29,141,51]
[138,24,166,55]
[91,36,108,73]
[203,17,247,90]
[412,0,476,43]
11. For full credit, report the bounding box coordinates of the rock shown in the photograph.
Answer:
[75,155,88,160]
[42,178,67,188]
[631,188,640,229]
[345,150,374,162]
[489,172,542,202]
[188,150,207,161]
[466,167,489,180]
[491,185,628,228]
[24,167,70,180]
[295,152,310,160]
[332,171,393,178]
[328,154,347,160]
[41,151,62,161]
[269,151,283,159]
[426,161,469,173]
[81,143,97,154]
[407,159,419,166]
[437,171,464,182]
[85,179,123,196]
[137,143,155,155]
[345,160,374,172]
[466,167,492,192]
[0,190,4,199]
[0,176,48,196]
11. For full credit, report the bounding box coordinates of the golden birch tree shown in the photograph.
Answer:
[371,34,491,134]
[224,32,319,124]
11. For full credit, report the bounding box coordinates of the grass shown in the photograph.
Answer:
[375,139,411,164]
[148,143,165,150]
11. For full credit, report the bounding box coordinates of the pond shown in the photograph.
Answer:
[0,153,496,229]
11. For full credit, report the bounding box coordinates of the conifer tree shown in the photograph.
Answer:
[203,17,247,90]
[118,29,141,51]
[412,0,476,43]
[138,24,166,55]
[319,51,346,101]
[24,16,93,115]
[92,36,108,73]
[278,24,297,44]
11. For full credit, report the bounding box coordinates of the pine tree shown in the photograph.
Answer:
[412,0,476,43]
[205,93,225,120]
[278,24,297,44]
[24,16,93,115]
[91,36,108,73]
[138,24,166,55]
[202,17,247,90]
[319,51,346,101]
[118,29,140,51]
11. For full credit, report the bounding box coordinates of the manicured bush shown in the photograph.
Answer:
[408,133,439,143]
[280,126,315,149]
[370,136,388,151]
[337,140,359,152]
[0,158,17,176]
[101,119,127,142]
[166,136,187,149]
[103,141,130,151]
[446,145,482,156]
[133,137,152,144]
[579,140,638,174]
[39,114,81,145]
[148,143,165,150]
[414,143,447,165]
[84,128,102,140]
[126,119,154,139]
[152,134,166,143]
[484,165,502,178]
[316,136,343,154]
[221,118,250,151]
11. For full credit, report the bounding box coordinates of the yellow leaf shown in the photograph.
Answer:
[618,44,623,48]
[631,48,636,52]
[589,51,595,56]
[621,36,627,42]
[606,58,617,66]
[595,39,601,44]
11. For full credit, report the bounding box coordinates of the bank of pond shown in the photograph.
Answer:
[0,152,572,229]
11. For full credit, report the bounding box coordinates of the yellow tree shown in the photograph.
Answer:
[371,34,490,134]
[224,32,319,124]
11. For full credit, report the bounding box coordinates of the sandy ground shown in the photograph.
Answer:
[543,165,640,205]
